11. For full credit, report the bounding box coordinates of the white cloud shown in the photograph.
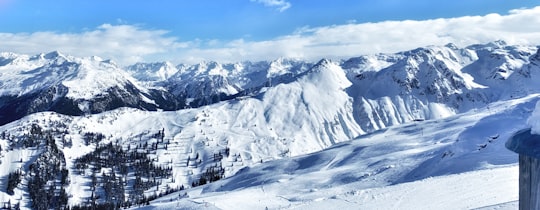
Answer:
[0,24,189,64]
[250,0,291,12]
[170,6,540,64]
[2,7,540,65]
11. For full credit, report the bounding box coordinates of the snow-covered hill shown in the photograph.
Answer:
[136,94,539,210]
[0,41,540,209]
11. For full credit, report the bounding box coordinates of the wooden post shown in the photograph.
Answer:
[520,154,540,210]
[507,129,540,210]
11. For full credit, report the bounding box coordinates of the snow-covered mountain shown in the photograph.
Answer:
[2,41,538,129]
[0,51,185,126]
[126,61,179,82]
[128,58,313,107]
[0,41,539,209]
[159,94,535,209]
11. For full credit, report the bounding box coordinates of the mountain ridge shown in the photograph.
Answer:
[1,41,539,128]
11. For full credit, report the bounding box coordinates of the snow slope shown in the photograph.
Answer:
[4,88,521,208]
[139,94,537,210]
[0,79,530,209]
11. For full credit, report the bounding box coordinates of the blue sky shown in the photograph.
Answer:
[1,0,538,41]
[1,0,540,64]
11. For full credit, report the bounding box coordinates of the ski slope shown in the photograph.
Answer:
[136,94,538,210]
[166,167,518,210]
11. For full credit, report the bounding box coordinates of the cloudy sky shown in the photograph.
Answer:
[1,0,539,64]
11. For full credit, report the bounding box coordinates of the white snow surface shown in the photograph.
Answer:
[133,94,537,210]
[0,93,534,209]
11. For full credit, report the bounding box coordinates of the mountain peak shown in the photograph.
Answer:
[444,43,459,50]
[492,40,508,47]
[302,58,351,90]
[102,59,117,66]
[43,50,65,59]
[467,40,509,51]
[90,55,103,62]
[315,58,333,67]
[0,52,19,58]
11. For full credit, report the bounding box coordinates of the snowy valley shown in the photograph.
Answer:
[0,41,539,209]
